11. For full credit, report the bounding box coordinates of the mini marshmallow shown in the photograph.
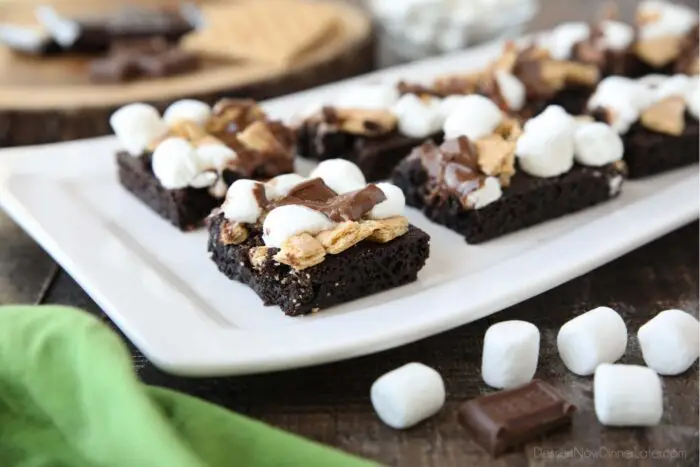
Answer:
[466,176,503,209]
[368,182,405,219]
[594,363,663,426]
[151,138,200,190]
[438,95,467,120]
[334,84,400,110]
[637,0,698,40]
[265,173,307,200]
[494,71,526,111]
[309,159,366,194]
[574,122,624,167]
[557,306,628,376]
[370,362,445,429]
[638,309,700,375]
[196,144,237,172]
[654,74,695,102]
[687,84,700,119]
[262,205,335,248]
[545,22,591,60]
[392,94,443,138]
[516,106,575,178]
[587,77,654,134]
[163,99,212,127]
[109,103,168,157]
[638,74,671,88]
[189,171,217,189]
[599,20,635,51]
[443,95,503,140]
[221,179,266,224]
[482,320,540,389]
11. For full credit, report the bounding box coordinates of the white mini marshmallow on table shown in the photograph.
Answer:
[638,309,700,375]
[557,306,628,376]
[110,103,168,157]
[370,362,445,429]
[310,159,366,194]
[594,363,663,426]
[163,99,212,127]
[482,320,540,389]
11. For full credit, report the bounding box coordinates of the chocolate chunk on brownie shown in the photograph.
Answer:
[207,214,430,315]
[622,113,699,179]
[392,142,625,244]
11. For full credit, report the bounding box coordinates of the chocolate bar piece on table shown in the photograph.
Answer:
[208,169,430,315]
[113,99,296,230]
[458,380,576,457]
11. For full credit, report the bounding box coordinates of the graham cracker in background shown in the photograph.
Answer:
[183,0,340,66]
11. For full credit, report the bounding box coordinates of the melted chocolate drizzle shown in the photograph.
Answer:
[415,137,487,208]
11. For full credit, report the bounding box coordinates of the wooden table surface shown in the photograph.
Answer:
[1,0,699,465]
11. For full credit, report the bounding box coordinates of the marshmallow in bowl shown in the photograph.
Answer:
[310,159,366,194]
[466,177,502,209]
[151,138,201,189]
[516,106,575,178]
[163,99,212,127]
[368,183,405,219]
[574,122,624,167]
[544,22,590,60]
[443,95,503,140]
[334,83,400,110]
[638,309,699,375]
[221,179,267,224]
[392,94,443,138]
[109,103,168,157]
[599,20,635,51]
[262,205,336,248]
[265,173,308,200]
[637,0,698,40]
[494,71,526,111]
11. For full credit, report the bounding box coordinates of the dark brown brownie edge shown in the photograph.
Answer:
[392,156,625,244]
[116,151,222,230]
[207,214,430,316]
[296,122,443,181]
[621,114,699,179]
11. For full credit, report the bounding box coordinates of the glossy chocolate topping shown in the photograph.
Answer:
[415,137,487,208]
[273,178,386,222]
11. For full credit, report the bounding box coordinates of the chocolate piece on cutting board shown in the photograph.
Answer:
[458,380,576,457]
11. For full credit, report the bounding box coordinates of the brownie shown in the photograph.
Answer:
[547,86,594,116]
[117,151,223,230]
[297,121,442,181]
[207,214,430,316]
[622,114,700,179]
[392,154,625,244]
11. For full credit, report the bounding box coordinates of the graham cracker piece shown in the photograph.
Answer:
[183,0,339,66]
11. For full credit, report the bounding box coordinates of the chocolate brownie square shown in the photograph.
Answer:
[297,120,441,182]
[392,150,626,244]
[621,114,699,178]
[207,214,430,316]
[117,151,228,230]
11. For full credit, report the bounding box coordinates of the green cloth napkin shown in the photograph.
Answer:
[0,305,375,467]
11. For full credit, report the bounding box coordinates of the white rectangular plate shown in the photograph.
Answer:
[1,40,698,376]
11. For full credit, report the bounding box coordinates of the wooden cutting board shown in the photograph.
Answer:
[0,0,374,146]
